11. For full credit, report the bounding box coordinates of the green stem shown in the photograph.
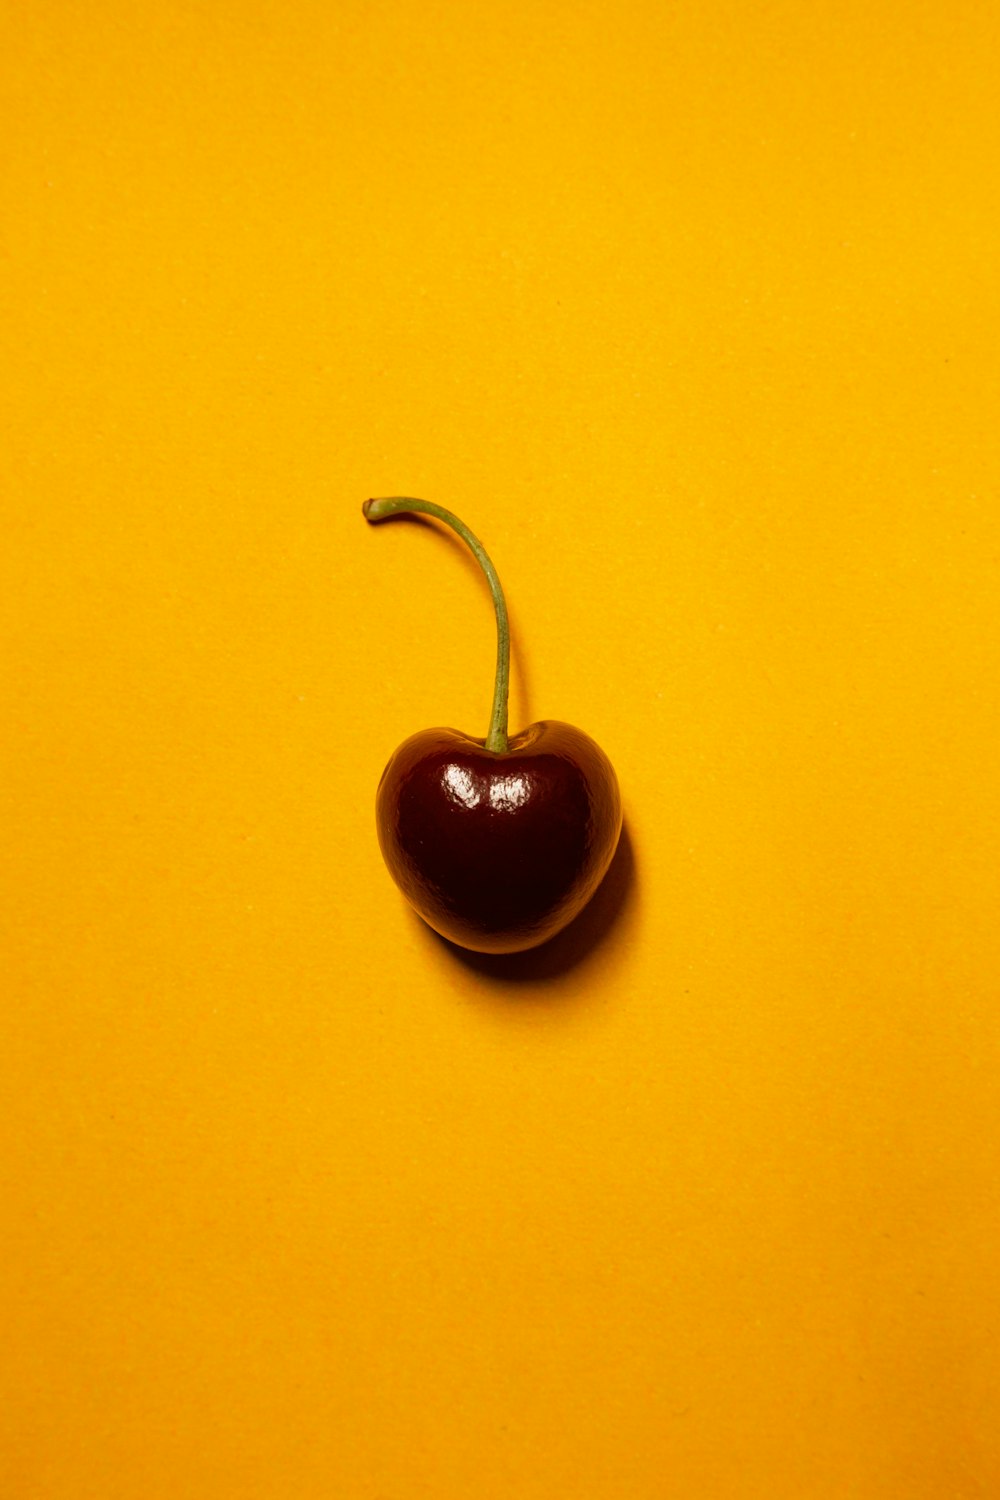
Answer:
[362,497,510,753]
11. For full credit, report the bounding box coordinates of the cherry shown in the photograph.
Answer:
[363,497,622,954]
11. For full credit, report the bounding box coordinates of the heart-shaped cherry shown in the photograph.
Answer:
[363,497,622,954]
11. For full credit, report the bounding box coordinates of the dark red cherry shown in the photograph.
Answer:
[363,497,622,955]
[377,721,621,953]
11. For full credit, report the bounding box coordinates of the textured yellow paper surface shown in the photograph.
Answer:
[3,1,999,1495]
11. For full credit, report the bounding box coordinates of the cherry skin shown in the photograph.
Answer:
[363,497,622,955]
[377,721,622,954]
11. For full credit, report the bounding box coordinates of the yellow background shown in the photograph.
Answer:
[3,1,999,1494]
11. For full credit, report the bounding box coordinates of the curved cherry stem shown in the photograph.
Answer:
[362,497,510,753]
